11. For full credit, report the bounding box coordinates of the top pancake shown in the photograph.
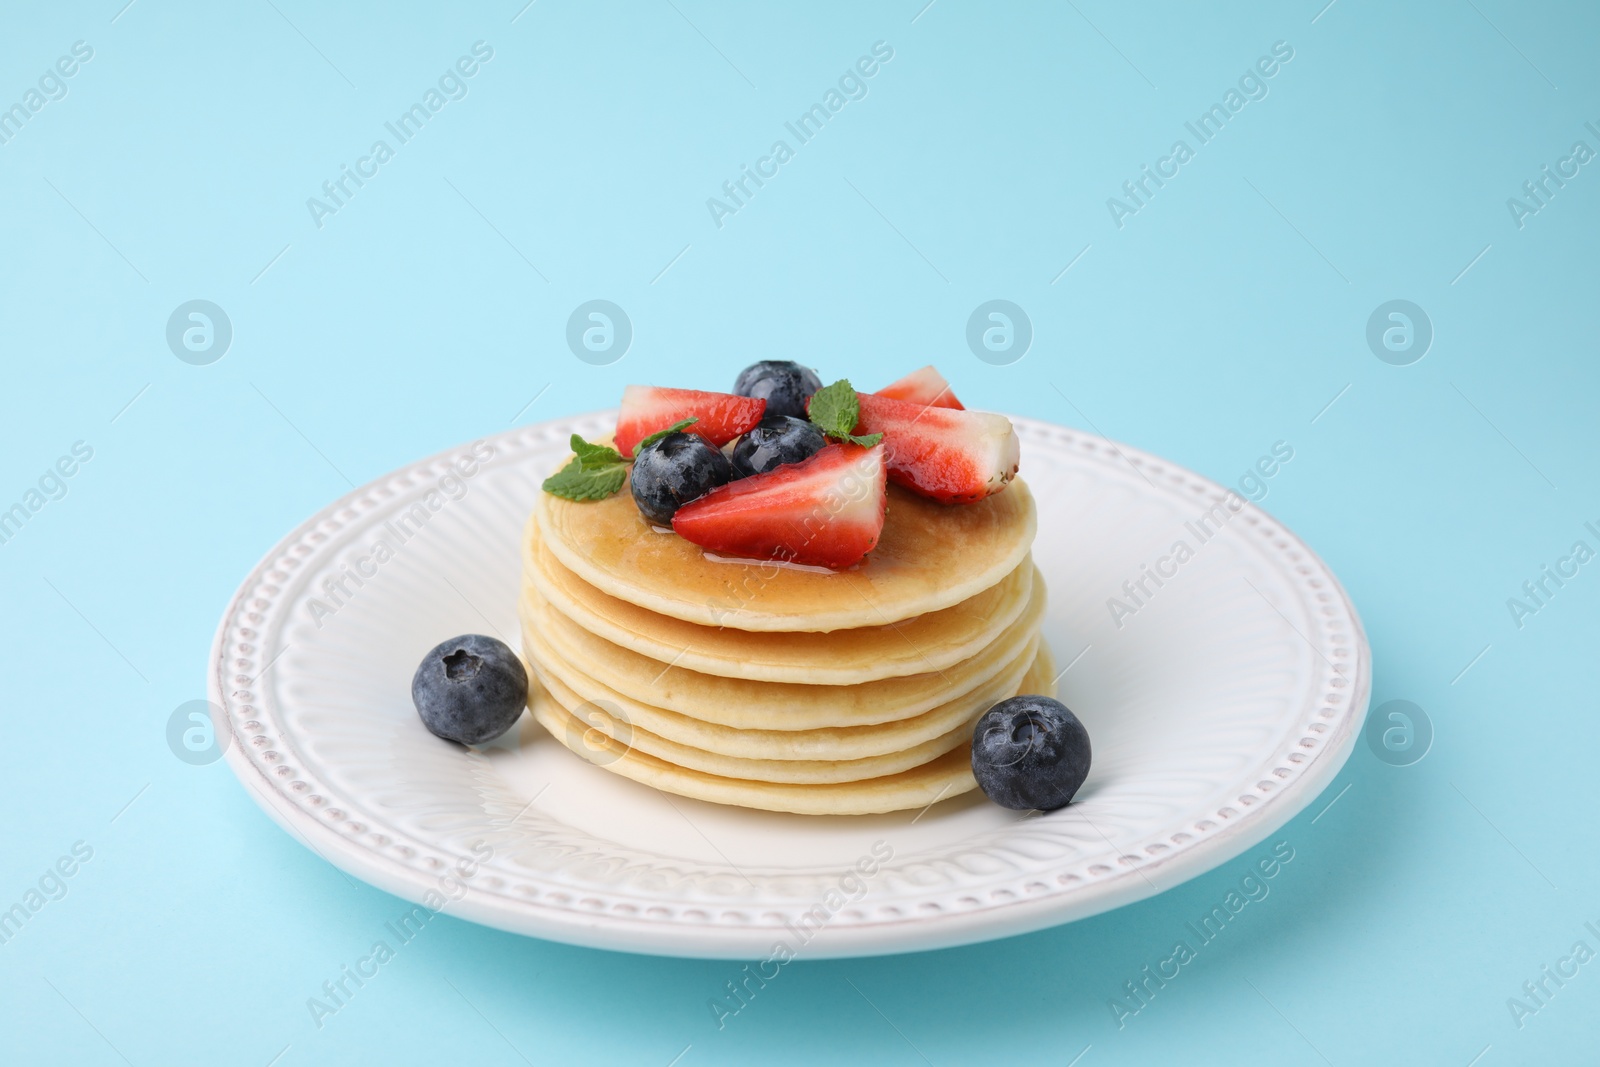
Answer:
[535,473,1036,632]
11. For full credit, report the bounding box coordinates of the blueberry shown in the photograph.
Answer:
[732,360,823,421]
[630,431,732,526]
[970,695,1091,811]
[730,415,826,478]
[412,634,529,746]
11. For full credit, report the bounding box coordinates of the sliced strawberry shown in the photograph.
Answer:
[852,392,1018,504]
[672,443,887,569]
[614,386,765,456]
[875,365,964,409]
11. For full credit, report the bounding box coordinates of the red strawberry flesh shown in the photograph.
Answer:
[671,443,887,569]
[615,386,765,456]
[875,365,964,409]
[851,392,1018,504]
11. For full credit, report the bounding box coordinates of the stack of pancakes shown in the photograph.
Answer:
[518,476,1049,815]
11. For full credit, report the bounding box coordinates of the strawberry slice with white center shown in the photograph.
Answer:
[875,365,964,409]
[671,443,887,569]
[614,386,766,456]
[852,392,1019,504]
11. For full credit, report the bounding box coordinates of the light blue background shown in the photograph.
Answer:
[2,1,1596,1063]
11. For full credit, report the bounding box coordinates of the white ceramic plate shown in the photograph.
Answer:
[212,414,1368,959]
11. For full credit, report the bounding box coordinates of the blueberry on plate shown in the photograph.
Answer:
[630,431,733,526]
[730,414,827,478]
[970,695,1091,811]
[413,634,529,746]
[732,360,823,421]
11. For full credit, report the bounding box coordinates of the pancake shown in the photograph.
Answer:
[535,476,1036,631]
[519,574,1047,730]
[532,665,976,784]
[523,515,1037,683]
[522,606,1039,760]
[527,646,1057,815]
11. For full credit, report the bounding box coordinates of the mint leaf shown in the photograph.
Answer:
[807,379,858,438]
[542,457,628,501]
[570,433,625,470]
[807,379,882,447]
[544,432,629,501]
[631,417,699,458]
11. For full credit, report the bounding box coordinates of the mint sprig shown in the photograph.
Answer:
[542,420,707,503]
[807,379,884,447]
[542,433,629,501]
[631,417,699,458]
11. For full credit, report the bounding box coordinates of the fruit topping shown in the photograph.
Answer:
[970,695,1091,811]
[851,392,1019,504]
[412,634,530,746]
[672,442,887,569]
[730,414,827,478]
[630,431,734,526]
[629,417,698,457]
[875,365,964,409]
[614,386,765,457]
[732,361,823,421]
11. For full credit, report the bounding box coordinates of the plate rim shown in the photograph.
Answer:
[211,412,1370,958]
